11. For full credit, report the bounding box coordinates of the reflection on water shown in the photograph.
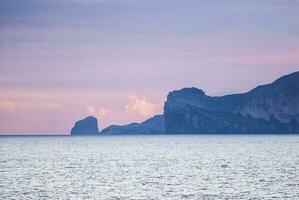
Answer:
[0,135,299,199]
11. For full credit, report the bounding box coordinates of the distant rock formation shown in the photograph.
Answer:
[71,116,99,135]
[70,71,299,135]
[100,115,165,135]
[164,71,299,134]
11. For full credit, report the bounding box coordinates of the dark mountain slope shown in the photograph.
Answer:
[164,71,299,134]
[100,115,165,135]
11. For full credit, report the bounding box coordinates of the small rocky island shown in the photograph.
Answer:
[71,116,99,135]
[71,71,299,135]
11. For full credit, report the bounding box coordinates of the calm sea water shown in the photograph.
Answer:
[0,135,298,199]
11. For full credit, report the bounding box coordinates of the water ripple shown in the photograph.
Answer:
[0,135,299,199]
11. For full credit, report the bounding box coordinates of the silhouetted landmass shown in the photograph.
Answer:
[164,71,299,134]
[100,115,165,135]
[71,116,99,135]
[71,71,299,135]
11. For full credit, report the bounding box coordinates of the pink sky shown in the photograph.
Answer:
[0,0,299,134]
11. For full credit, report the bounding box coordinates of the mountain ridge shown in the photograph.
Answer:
[100,115,165,135]
[70,71,299,135]
[164,71,299,134]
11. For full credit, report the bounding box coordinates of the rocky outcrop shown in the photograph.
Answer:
[100,115,165,135]
[70,71,299,135]
[71,116,99,135]
[164,71,299,134]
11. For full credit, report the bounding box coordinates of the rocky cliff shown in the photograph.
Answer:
[70,71,299,135]
[164,71,299,134]
[100,115,165,135]
[71,116,99,135]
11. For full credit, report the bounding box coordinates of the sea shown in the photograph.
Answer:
[0,135,298,200]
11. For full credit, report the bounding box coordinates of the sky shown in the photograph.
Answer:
[0,0,299,134]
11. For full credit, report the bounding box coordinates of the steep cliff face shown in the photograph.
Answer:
[71,116,99,135]
[164,72,299,134]
[100,115,165,135]
[70,72,299,135]
[234,72,299,123]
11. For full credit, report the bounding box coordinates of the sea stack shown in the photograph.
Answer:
[71,116,99,135]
